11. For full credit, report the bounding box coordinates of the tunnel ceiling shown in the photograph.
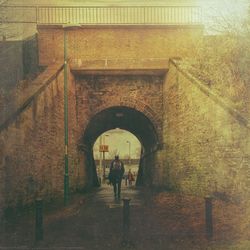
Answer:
[82,106,159,152]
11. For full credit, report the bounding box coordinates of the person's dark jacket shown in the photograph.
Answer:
[108,159,125,183]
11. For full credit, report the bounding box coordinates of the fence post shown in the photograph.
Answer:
[205,196,213,240]
[35,198,43,241]
[122,198,131,244]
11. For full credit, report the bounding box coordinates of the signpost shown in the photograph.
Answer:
[99,145,109,152]
[99,144,109,181]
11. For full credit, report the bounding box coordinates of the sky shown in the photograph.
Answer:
[93,129,141,160]
[199,0,249,32]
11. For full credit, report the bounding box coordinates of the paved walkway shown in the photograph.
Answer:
[0,183,248,249]
[39,184,151,250]
[0,183,148,249]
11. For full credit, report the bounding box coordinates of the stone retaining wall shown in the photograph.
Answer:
[162,59,250,200]
[0,64,86,216]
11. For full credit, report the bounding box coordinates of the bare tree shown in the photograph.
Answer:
[188,4,250,116]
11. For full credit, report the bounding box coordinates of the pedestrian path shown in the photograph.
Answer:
[0,184,245,249]
[93,183,144,208]
[37,184,147,249]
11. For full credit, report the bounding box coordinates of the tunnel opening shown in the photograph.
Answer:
[93,129,141,186]
[81,106,159,188]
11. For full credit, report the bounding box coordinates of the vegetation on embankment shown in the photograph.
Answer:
[186,10,250,116]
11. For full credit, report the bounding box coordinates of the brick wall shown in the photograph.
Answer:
[1,47,249,218]
[75,74,163,136]
[0,64,87,215]
[37,25,203,66]
[162,59,250,200]
[75,74,164,185]
[4,23,250,214]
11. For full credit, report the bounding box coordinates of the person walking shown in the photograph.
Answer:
[128,169,134,186]
[108,155,125,199]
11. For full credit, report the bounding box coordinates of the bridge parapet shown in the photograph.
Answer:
[70,58,169,75]
[162,58,250,200]
[38,24,203,66]
[0,63,63,133]
[0,5,202,25]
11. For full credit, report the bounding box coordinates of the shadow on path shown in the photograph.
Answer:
[0,183,248,249]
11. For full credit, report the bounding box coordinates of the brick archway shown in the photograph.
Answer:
[84,98,163,147]
[80,105,161,186]
[82,105,160,150]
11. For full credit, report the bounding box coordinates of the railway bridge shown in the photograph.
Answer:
[0,5,249,218]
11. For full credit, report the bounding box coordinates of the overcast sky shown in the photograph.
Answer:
[93,129,141,160]
[199,0,249,32]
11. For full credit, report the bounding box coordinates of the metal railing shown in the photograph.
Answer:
[0,5,202,25]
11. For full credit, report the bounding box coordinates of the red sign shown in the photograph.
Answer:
[99,145,109,152]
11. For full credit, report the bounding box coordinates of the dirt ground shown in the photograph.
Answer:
[1,184,250,250]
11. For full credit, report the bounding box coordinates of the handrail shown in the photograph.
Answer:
[0,5,202,25]
[0,64,64,133]
[169,59,250,129]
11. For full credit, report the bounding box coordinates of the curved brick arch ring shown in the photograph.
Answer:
[90,97,163,144]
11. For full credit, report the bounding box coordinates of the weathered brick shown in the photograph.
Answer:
[38,25,203,66]
[162,61,250,200]
[0,66,87,214]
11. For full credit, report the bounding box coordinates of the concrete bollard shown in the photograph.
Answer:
[122,198,131,243]
[205,196,213,240]
[35,198,43,241]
